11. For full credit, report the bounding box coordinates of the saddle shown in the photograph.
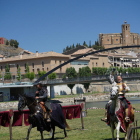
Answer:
[40,102,51,120]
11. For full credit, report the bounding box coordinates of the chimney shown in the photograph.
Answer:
[36,51,38,57]
[20,54,22,59]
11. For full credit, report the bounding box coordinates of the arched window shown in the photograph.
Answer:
[25,63,26,69]
[17,64,19,70]
[42,61,44,67]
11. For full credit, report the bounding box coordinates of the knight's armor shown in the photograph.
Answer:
[117,82,130,97]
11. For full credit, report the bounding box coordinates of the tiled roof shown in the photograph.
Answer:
[0,51,70,62]
[72,48,96,55]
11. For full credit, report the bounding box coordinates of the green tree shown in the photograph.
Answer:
[79,66,91,92]
[62,74,66,79]
[14,40,19,48]
[66,67,77,94]
[6,40,9,45]
[10,39,15,46]
[25,63,30,78]
[29,72,35,81]
[48,72,57,80]
[38,70,46,80]
[89,40,91,48]
[17,65,23,81]
[4,63,12,79]
[72,44,75,49]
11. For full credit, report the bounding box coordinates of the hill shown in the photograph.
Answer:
[0,44,24,57]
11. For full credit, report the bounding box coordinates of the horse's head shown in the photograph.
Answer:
[110,86,119,100]
[18,94,26,112]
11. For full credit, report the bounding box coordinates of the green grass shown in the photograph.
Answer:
[1,103,140,140]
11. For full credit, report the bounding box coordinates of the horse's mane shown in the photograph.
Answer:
[23,94,35,102]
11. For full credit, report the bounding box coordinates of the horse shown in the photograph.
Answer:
[108,86,134,140]
[18,94,70,140]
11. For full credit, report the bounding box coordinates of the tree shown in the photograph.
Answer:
[6,40,9,45]
[38,70,46,80]
[89,40,91,48]
[79,66,91,92]
[10,39,14,46]
[62,74,66,80]
[65,67,77,94]
[4,63,12,79]
[25,63,30,78]
[48,72,57,80]
[14,40,19,48]
[17,65,23,81]
[29,72,35,81]
[72,44,75,49]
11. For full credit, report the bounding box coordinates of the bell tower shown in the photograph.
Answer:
[122,21,130,46]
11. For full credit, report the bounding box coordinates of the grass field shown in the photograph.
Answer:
[1,103,140,140]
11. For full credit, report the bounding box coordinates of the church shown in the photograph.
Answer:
[99,21,140,49]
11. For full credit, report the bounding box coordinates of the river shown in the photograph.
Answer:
[0,97,140,112]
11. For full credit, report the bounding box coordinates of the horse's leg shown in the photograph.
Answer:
[26,124,32,140]
[64,128,68,138]
[116,121,121,140]
[110,121,115,140]
[51,126,55,140]
[40,131,43,140]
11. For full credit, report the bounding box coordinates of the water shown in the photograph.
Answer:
[1,97,140,112]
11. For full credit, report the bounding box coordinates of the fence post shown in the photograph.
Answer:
[9,109,13,140]
[80,104,84,130]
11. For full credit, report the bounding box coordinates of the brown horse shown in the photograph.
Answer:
[108,86,134,140]
[18,94,70,140]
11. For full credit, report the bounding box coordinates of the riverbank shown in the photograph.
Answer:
[1,92,140,109]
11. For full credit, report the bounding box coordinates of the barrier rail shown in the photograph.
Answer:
[0,104,84,140]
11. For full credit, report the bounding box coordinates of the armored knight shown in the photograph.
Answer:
[101,68,130,122]
[35,83,51,122]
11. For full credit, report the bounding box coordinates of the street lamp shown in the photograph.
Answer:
[9,64,16,83]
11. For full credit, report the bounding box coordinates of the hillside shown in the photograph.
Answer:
[0,44,24,57]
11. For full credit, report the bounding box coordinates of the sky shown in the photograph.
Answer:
[1,0,140,54]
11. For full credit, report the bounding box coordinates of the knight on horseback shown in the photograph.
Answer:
[101,68,131,123]
[35,83,51,122]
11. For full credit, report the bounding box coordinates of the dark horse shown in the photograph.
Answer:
[18,94,70,140]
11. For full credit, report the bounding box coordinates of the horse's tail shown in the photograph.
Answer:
[64,118,71,130]
[59,104,71,130]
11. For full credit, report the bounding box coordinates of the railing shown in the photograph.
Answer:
[41,73,140,85]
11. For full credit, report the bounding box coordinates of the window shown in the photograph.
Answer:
[25,63,26,69]
[96,62,98,66]
[60,67,62,73]
[107,39,109,41]
[60,61,61,65]
[42,61,44,67]
[126,26,127,30]
[55,60,57,64]
[42,68,44,71]
[92,62,94,67]
[103,63,104,67]
[47,67,49,71]
[37,68,40,72]
[135,37,137,40]
[116,39,118,41]
[33,69,34,72]
[32,63,34,68]
[17,64,19,70]
[1,66,2,71]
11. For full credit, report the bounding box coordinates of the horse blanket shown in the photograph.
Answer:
[29,103,65,132]
[107,98,134,133]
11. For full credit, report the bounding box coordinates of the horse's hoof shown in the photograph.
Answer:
[65,136,68,138]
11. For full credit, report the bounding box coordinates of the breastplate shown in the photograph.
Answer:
[117,82,124,95]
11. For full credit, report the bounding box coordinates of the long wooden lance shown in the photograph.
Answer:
[33,45,140,85]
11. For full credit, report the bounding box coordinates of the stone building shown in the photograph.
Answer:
[99,21,140,49]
